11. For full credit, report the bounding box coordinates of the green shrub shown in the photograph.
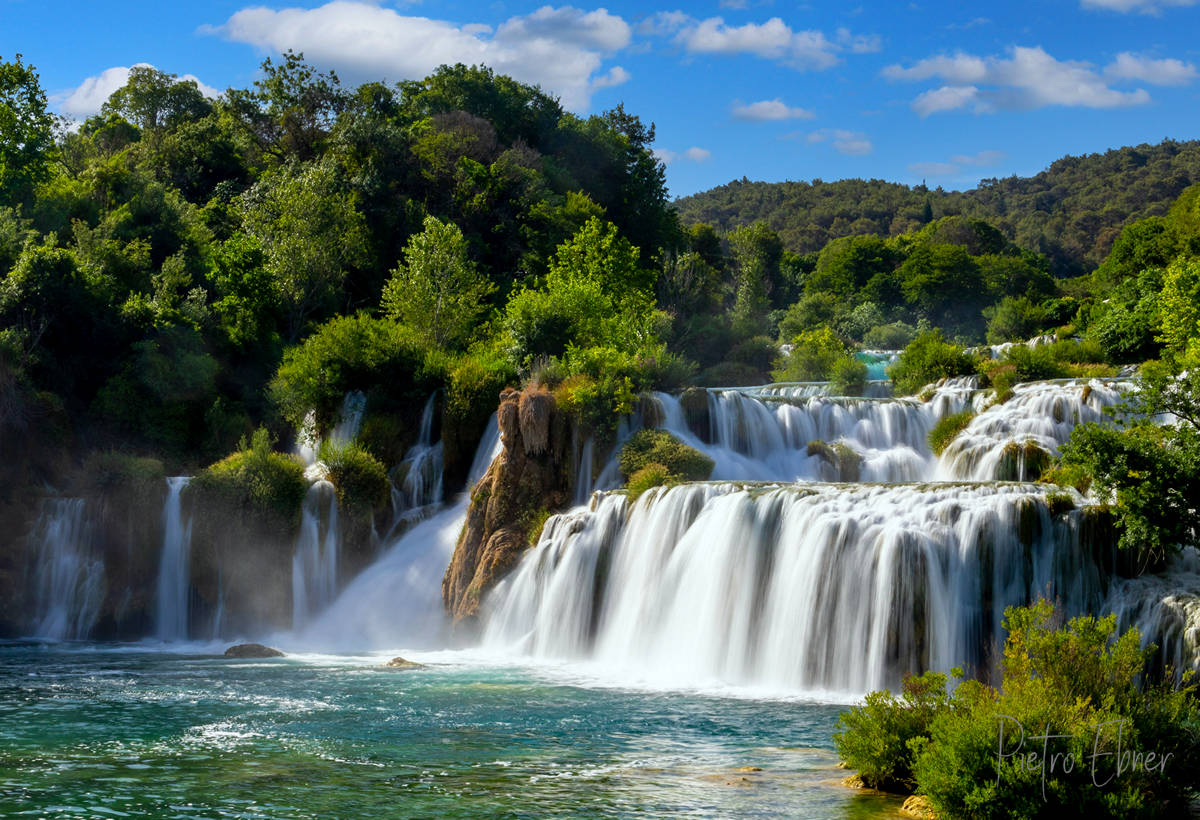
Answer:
[81,451,166,491]
[773,326,851,382]
[889,330,977,395]
[835,601,1200,817]
[1002,344,1068,381]
[626,462,671,501]
[698,361,764,387]
[270,313,434,431]
[728,335,779,375]
[985,296,1048,344]
[192,427,307,520]
[618,429,713,482]
[834,671,953,792]
[928,410,974,455]
[863,321,917,350]
[321,442,389,512]
[830,355,868,396]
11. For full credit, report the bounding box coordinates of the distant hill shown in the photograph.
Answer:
[673,139,1200,276]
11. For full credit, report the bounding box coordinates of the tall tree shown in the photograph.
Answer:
[101,65,212,133]
[0,54,56,206]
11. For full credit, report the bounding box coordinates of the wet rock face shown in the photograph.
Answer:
[224,643,285,658]
[442,386,572,633]
[384,656,425,669]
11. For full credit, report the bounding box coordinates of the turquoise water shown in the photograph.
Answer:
[0,644,902,819]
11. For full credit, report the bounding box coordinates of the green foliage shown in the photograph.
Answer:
[320,441,389,512]
[889,330,977,396]
[836,601,1200,817]
[618,429,714,483]
[193,427,307,520]
[1157,256,1200,367]
[81,451,166,491]
[830,355,868,396]
[270,314,433,430]
[773,326,850,382]
[0,54,57,205]
[863,321,917,350]
[928,410,975,456]
[1060,364,1200,564]
[986,296,1049,344]
[382,216,495,351]
[833,671,951,791]
[101,65,212,132]
[626,462,672,501]
[729,222,783,335]
[677,139,1200,276]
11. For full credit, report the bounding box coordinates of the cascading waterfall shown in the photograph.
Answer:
[299,410,505,648]
[291,480,340,629]
[386,394,445,535]
[936,379,1128,480]
[483,482,1107,693]
[28,499,104,641]
[1104,549,1200,680]
[153,476,192,640]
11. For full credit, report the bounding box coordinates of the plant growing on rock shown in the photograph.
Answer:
[618,429,713,483]
[320,441,389,512]
[928,410,975,456]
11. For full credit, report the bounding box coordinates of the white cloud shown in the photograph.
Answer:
[1080,0,1197,13]
[909,149,1006,178]
[646,13,877,71]
[884,46,1154,115]
[58,63,219,119]
[908,161,958,177]
[950,149,1007,166]
[1105,52,1197,85]
[807,128,872,155]
[731,98,815,121]
[205,1,633,110]
[590,65,631,89]
[655,146,712,164]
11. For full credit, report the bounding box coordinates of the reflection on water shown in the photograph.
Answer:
[0,644,903,819]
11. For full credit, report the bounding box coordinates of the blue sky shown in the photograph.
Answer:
[3,0,1200,197]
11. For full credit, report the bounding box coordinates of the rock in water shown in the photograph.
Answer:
[224,643,285,658]
[384,656,425,669]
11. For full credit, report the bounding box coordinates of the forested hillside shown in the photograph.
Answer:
[675,140,1200,276]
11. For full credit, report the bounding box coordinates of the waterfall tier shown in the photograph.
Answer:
[153,476,193,640]
[28,499,104,641]
[483,481,1108,693]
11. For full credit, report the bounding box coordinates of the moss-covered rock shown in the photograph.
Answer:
[807,440,863,482]
[678,387,712,443]
[995,440,1053,482]
[618,429,714,482]
[627,462,671,501]
[927,411,974,456]
[322,442,389,513]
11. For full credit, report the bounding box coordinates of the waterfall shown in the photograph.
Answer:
[386,394,445,535]
[291,480,340,629]
[299,413,507,648]
[1104,550,1200,681]
[153,476,193,640]
[483,482,1107,693]
[573,436,595,505]
[28,499,104,641]
[936,379,1128,480]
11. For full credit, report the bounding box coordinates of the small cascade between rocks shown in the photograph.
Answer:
[299,410,505,649]
[153,476,192,640]
[28,499,104,641]
[386,394,445,536]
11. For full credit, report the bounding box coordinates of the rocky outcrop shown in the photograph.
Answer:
[384,656,425,669]
[442,386,572,632]
[224,643,285,658]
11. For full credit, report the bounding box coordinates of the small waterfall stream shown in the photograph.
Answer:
[28,499,104,641]
[291,480,340,630]
[153,476,193,640]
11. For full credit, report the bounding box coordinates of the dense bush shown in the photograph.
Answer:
[269,313,434,430]
[836,601,1200,818]
[863,321,917,350]
[986,296,1049,344]
[320,442,389,512]
[773,326,851,382]
[191,427,307,520]
[889,330,977,396]
[618,429,714,483]
[829,355,868,396]
[626,462,671,501]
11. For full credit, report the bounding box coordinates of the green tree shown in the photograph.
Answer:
[238,160,367,340]
[1158,256,1200,367]
[101,65,212,133]
[729,222,783,336]
[381,216,495,350]
[0,54,57,206]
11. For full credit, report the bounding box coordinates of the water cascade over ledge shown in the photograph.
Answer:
[483,482,1108,693]
[153,476,193,640]
[28,499,104,641]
